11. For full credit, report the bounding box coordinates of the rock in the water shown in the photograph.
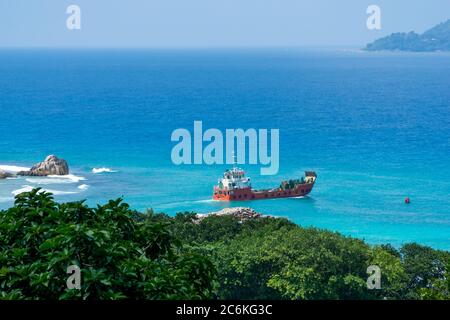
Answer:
[18,155,69,176]
[197,207,262,222]
[0,170,15,179]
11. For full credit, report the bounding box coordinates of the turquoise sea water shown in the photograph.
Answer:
[0,48,449,250]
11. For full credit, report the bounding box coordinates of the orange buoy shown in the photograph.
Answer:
[405,197,410,204]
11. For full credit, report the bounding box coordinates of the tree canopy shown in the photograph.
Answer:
[0,189,216,300]
[1,189,449,300]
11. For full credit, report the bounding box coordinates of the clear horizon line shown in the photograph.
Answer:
[0,44,365,50]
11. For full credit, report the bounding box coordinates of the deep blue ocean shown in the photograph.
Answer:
[0,48,449,250]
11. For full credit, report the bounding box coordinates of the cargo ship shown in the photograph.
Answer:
[213,166,316,201]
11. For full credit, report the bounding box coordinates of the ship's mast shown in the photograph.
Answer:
[232,151,237,169]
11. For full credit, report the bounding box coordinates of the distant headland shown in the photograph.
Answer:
[365,19,450,52]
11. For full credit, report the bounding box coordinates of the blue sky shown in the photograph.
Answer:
[0,0,449,48]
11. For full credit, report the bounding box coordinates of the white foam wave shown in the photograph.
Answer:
[12,185,79,196]
[26,177,70,185]
[78,184,89,190]
[194,199,215,203]
[0,197,12,203]
[0,165,30,173]
[92,167,118,174]
[47,189,78,196]
[47,174,86,183]
[25,174,86,184]
[11,186,34,196]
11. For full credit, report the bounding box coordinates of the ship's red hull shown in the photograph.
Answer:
[213,182,314,201]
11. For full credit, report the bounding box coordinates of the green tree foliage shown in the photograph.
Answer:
[169,213,450,300]
[0,189,216,300]
[1,189,449,300]
[419,260,450,299]
[210,226,398,300]
[400,243,450,299]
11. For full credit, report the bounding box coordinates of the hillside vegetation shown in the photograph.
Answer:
[365,19,450,52]
[1,189,449,300]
